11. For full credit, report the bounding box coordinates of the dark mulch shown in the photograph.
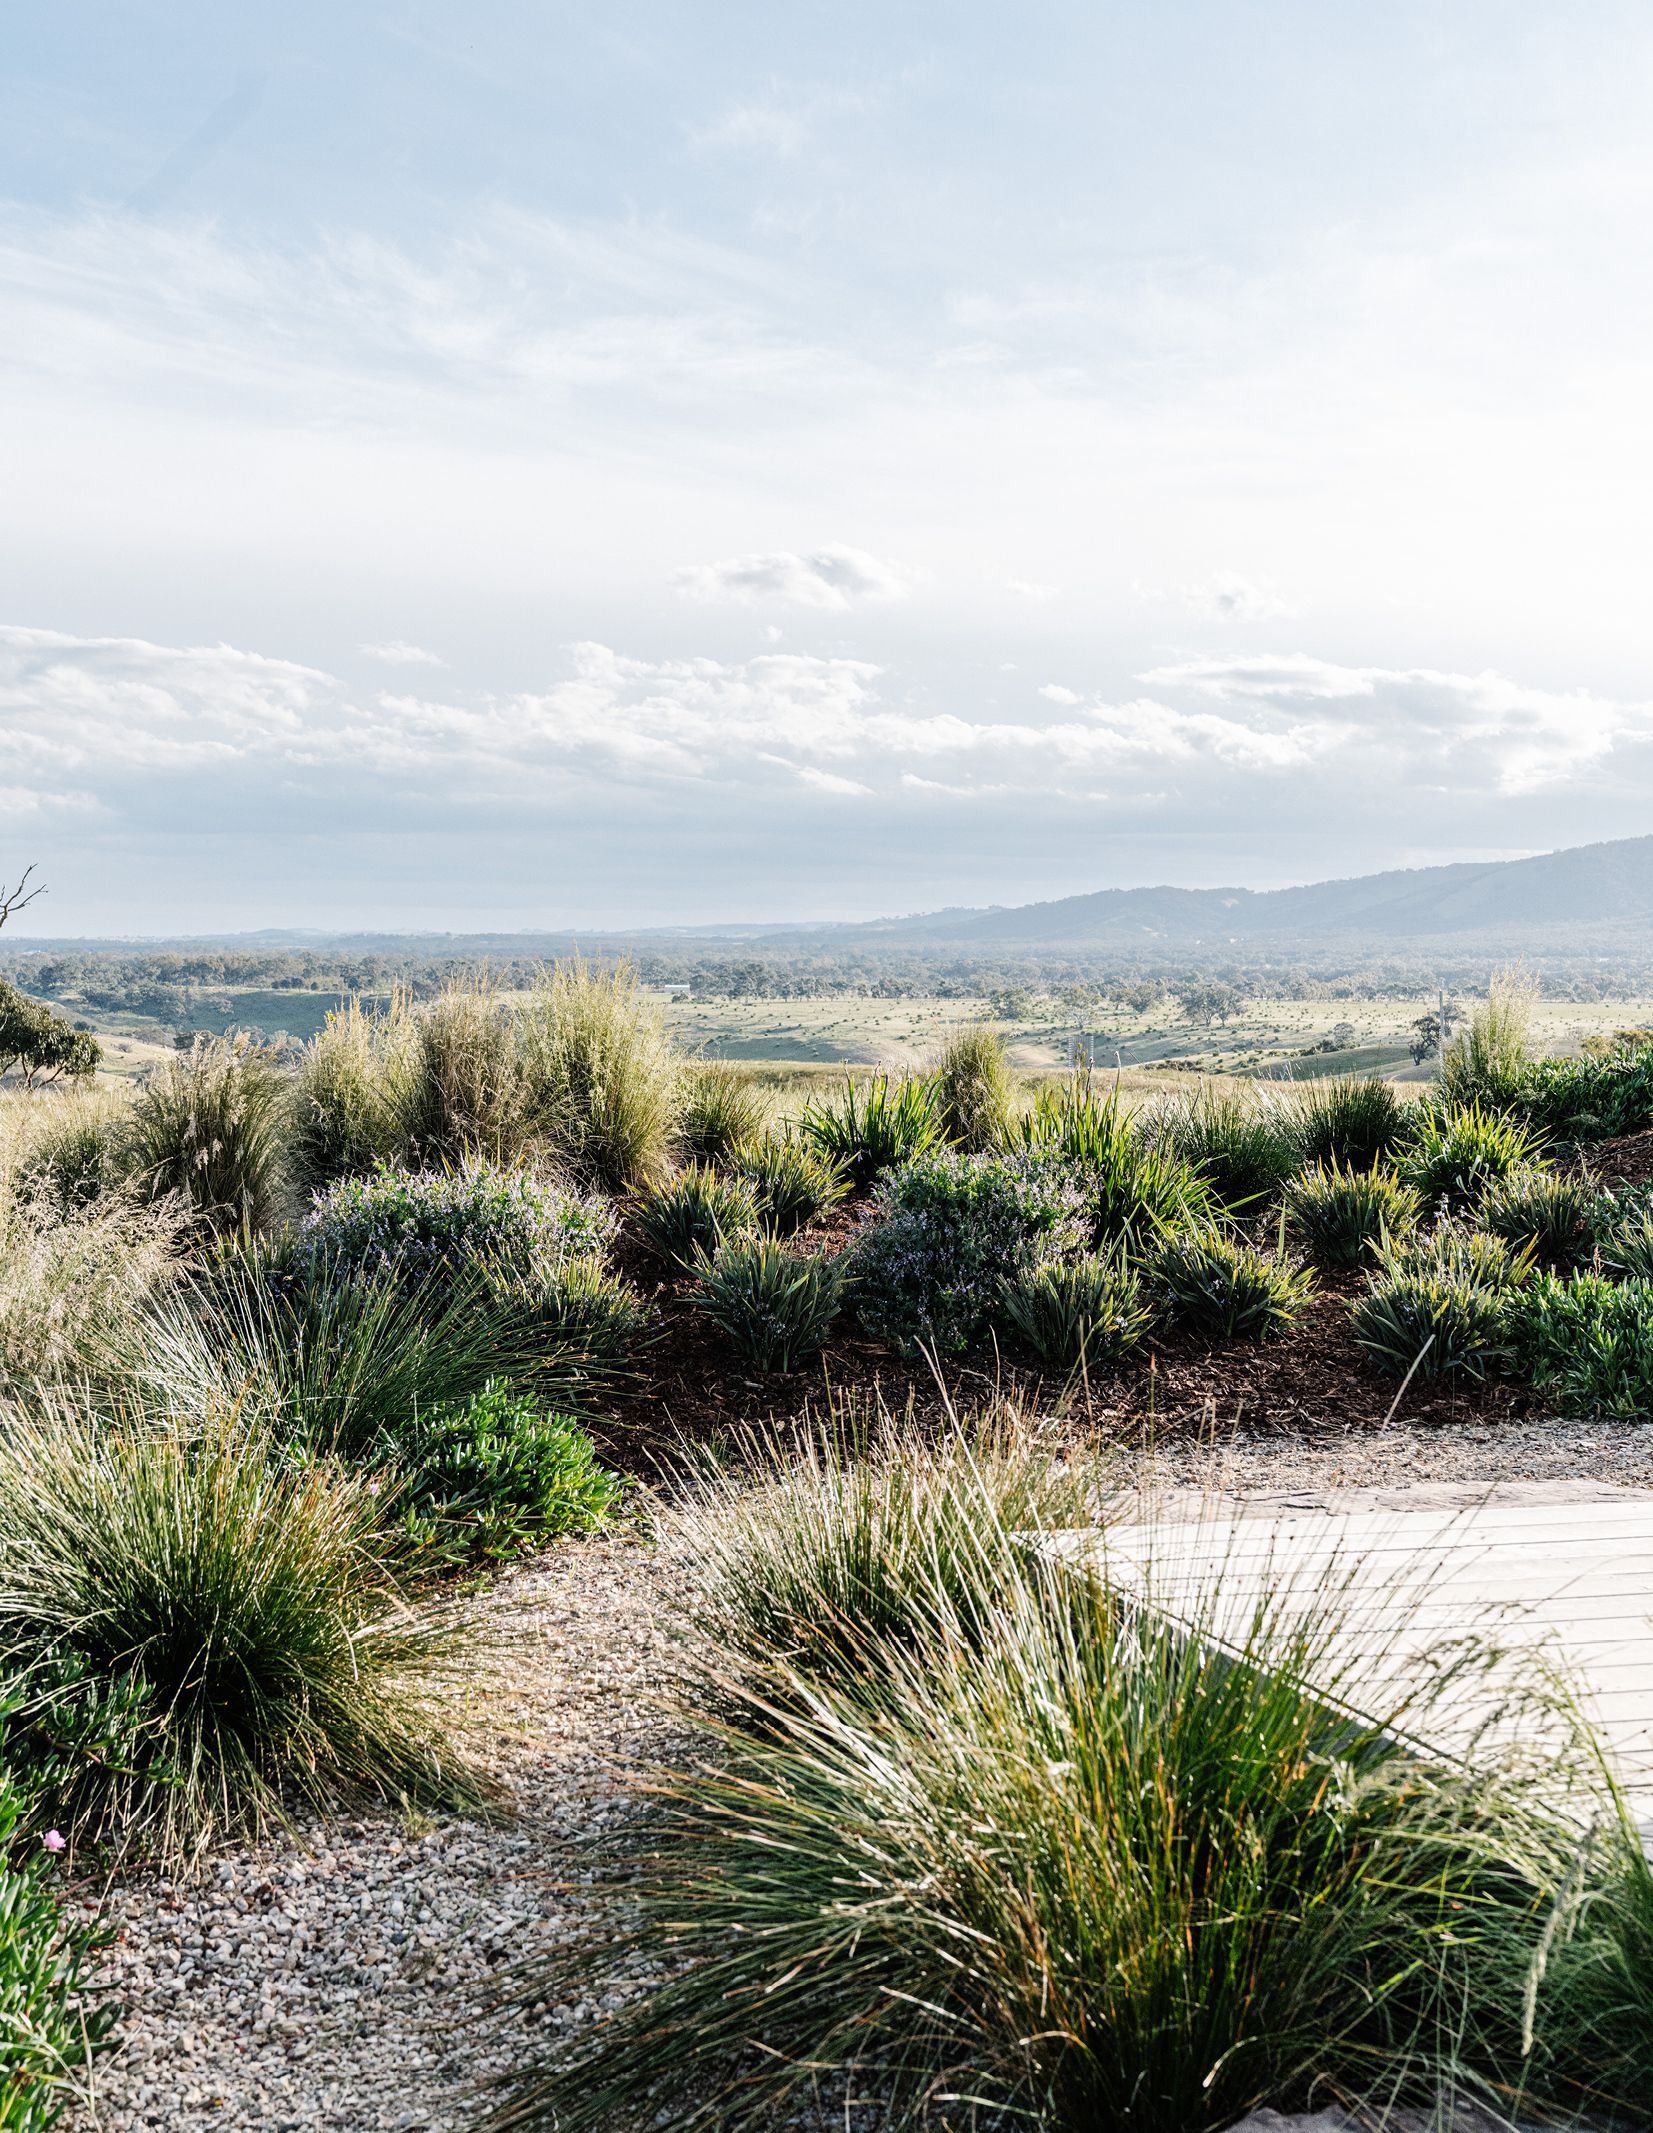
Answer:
[593,1222,1528,1478]
[1587,1126,1653,1191]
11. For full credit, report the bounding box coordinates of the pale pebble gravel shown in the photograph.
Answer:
[63,1536,678,2133]
[61,1416,1653,2131]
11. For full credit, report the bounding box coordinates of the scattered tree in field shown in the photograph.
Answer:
[0,980,101,1085]
[1175,980,1241,1025]
[0,866,101,1082]
[1119,976,1167,1014]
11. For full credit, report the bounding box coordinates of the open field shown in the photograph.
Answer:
[656,988,1653,1084]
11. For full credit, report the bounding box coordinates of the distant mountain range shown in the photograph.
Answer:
[5,835,1652,960]
[802,835,1653,951]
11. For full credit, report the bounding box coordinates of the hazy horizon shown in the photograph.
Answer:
[7,5,1653,931]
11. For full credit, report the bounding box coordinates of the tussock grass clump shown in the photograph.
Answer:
[9,1080,129,1213]
[291,994,417,1187]
[931,1022,1014,1153]
[518,959,678,1192]
[692,1238,849,1371]
[1506,1272,1653,1421]
[1154,1230,1313,1341]
[1601,1194,1653,1281]
[670,1402,1111,1706]
[734,1133,848,1236]
[397,975,525,1166]
[126,1034,290,1232]
[633,1164,759,1275]
[677,1061,768,1165]
[0,1134,181,1393]
[1009,1075,1214,1248]
[1348,1228,1526,1384]
[0,1398,467,1861]
[1284,1160,1421,1267]
[797,1071,944,1185]
[997,1251,1152,1369]
[1441,965,1537,1108]
[127,1254,616,1462]
[1477,1167,1603,1271]
[1289,1074,1407,1169]
[1151,1083,1298,1215]
[1399,1098,1545,1206]
[498,1417,1653,2132]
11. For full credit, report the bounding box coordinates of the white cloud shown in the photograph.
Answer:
[694,100,809,155]
[1008,578,1061,602]
[7,624,1651,855]
[1181,573,1298,623]
[359,640,446,667]
[1039,683,1082,705]
[670,544,911,610]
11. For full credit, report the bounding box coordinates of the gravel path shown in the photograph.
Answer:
[65,1537,677,2133]
[63,1412,1653,2131]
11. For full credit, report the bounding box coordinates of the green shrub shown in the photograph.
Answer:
[518,958,678,1191]
[734,1133,848,1236]
[692,1238,849,1371]
[1509,1037,1653,1146]
[997,1251,1152,1369]
[0,1399,466,1861]
[388,1379,621,1571]
[1154,1230,1313,1341]
[1476,1168,1603,1271]
[125,1033,290,1233]
[503,1455,1642,2132]
[677,1061,768,1164]
[1008,1077,1214,1248]
[1506,1273,1653,1421]
[0,1771,113,2123]
[1151,1084,1298,1215]
[932,1023,1014,1153]
[1348,1229,1524,1383]
[293,1160,642,1388]
[1289,1075,1408,1169]
[849,1148,1091,1356]
[633,1164,759,1274]
[1284,1160,1421,1267]
[1398,1099,1544,1206]
[797,1071,944,1185]
[299,1159,611,1297]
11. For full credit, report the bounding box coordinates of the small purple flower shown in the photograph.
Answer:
[42,1830,65,1854]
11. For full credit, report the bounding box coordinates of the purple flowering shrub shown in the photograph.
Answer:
[849,1148,1092,1356]
[299,1160,613,1296]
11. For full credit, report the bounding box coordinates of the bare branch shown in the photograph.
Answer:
[0,867,44,933]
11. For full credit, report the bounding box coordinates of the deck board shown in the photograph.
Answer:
[1044,1486,1653,1838]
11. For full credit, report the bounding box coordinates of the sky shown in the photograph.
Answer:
[5,1,1653,934]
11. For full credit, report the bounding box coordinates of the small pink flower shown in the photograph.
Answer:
[42,1831,65,1854]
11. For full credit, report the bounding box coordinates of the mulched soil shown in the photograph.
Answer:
[595,1202,1529,1479]
[1586,1123,1653,1191]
